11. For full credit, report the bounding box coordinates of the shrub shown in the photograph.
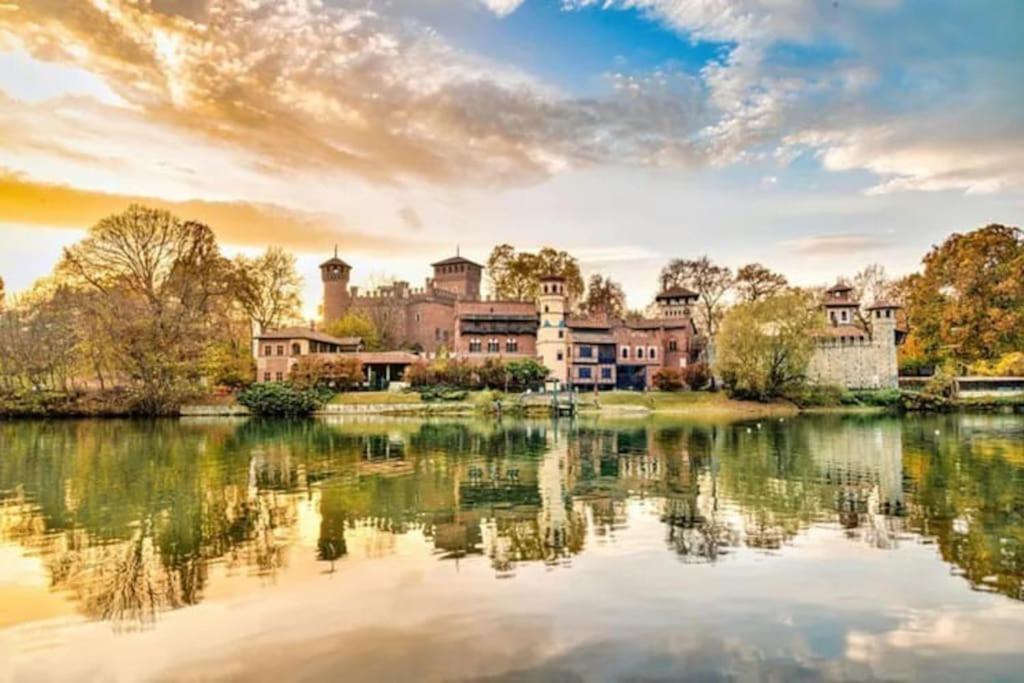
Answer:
[290,356,364,391]
[652,368,684,392]
[405,357,548,392]
[418,385,469,402]
[682,362,710,390]
[784,383,846,408]
[237,382,327,417]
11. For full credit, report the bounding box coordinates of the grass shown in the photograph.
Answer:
[329,391,422,405]
[593,390,798,417]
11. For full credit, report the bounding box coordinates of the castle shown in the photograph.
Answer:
[807,283,902,389]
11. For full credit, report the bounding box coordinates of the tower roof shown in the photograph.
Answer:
[320,246,350,269]
[866,301,902,310]
[432,255,482,269]
[826,282,854,294]
[539,273,567,282]
[656,286,699,301]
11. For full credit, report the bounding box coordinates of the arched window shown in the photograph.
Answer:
[649,347,657,360]
[636,347,644,359]
[291,343,301,356]
[621,347,629,359]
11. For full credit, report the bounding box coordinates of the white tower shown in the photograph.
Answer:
[537,274,569,386]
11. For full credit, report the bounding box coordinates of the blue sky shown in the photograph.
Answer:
[0,0,1021,314]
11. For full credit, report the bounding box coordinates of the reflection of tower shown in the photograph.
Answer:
[320,247,352,325]
[538,430,570,553]
[537,274,569,384]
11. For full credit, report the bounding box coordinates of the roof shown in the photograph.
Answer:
[866,301,902,310]
[826,282,854,293]
[432,255,483,268]
[539,273,567,282]
[656,286,699,300]
[567,316,612,330]
[355,351,421,364]
[256,327,361,346]
[571,331,616,344]
[629,317,694,331]
[456,301,537,317]
[320,256,351,269]
[823,300,860,308]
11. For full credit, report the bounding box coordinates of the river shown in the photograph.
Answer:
[1,414,1022,681]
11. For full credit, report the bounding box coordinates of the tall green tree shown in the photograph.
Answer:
[486,244,584,303]
[660,256,735,335]
[902,224,1024,363]
[714,291,823,401]
[734,263,787,303]
[325,311,383,350]
[580,274,626,318]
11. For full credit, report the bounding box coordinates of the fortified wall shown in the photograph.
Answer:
[807,334,899,390]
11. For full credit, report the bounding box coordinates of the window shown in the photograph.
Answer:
[841,310,849,322]
[487,339,500,353]
[668,339,678,352]
[600,367,612,380]
[579,346,593,358]
[636,347,644,359]
[578,367,592,379]
[469,339,482,353]
[544,305,550,313]
[435,328,441,341]
[263,345,271,356]
[558,330,564,339]
[263,372,271,382]
[291,343,301,356]
[506,339,519,353]
[556,351,564,361]
[276,345,285,356]
[415,313,421,322]
[275,371,284,381]
[649,347,657,360]
[621,347,630,359]
[886,309,892,318]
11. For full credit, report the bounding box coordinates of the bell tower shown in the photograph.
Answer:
[537,274,569,385]
[320,246,352,325]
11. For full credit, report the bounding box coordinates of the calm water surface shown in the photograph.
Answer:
[1,414,1022,681]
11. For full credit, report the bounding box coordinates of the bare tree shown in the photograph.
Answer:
[735,263,788,303]
[233,247,304,331]
[660,256,735,335]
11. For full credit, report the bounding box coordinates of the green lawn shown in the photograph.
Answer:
[329,391,422,405]
[594,390,797,417]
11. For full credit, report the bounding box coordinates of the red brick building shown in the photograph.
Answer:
[452,300,539,359]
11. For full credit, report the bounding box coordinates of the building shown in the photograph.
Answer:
[807,283,902,389]
[536,275,704,390]
[452,300,539,359]
[253,327,418,388]
[320,251,483,354]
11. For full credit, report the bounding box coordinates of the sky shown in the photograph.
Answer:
[0,0,1021,317]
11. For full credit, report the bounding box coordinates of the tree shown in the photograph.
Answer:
[290,356,364,391]
[901,224,1024,364]
[580,274,626,318]
[58,205,234,414]
[660,256,735,335]
[734,263,787,303]
[714,291,823,401]
[325,311,382,350]
[486,244,584,303]
[234,247,303,332]
[846,263,899,336]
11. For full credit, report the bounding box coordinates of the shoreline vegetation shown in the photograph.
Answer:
[2,388,1022,420]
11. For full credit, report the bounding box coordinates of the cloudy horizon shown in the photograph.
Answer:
[1,0,1021,316]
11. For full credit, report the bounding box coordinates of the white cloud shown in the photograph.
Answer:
[475,0,526,17]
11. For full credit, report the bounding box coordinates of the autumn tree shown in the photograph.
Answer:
[901,224,1024,364]
[486,244,584,303]
[734,263,787,303]
[325,311,382,350]
[233,247,303,332]
[58,205,235,413]
[714,291,823,401]
[660,256,735,335]
[580,274,626,318]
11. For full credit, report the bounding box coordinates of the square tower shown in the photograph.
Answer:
[431,254,482,301]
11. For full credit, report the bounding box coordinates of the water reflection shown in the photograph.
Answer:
[0,414,1022,630]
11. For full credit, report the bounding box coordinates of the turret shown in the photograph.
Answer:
[320,247,352,325]
[431,251,482,301]
[866,301,901,389]
[655,285,699,319]
[823,282,859,327]
[537,274,569,385]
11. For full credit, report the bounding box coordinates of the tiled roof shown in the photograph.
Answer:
[866,301,902,310]
[320,256,351,268]
[656,286,698,300]
[825,282,854,294]
[256,327,361,346]
[432,255,483,268]
[571,331,616,344]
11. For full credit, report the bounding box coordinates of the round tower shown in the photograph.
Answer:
[537,274,569,385]
[320,247,352,325]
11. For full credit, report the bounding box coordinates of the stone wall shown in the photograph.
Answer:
[807,334,898,389]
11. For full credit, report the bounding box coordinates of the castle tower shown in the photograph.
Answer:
[655,284,699,320]
[867,301,901,389]
[823,282,859,327]
[430,252,482,301]
[320,247,352,325]
[537,274,569,385]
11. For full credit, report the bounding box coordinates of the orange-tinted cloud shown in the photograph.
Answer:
[0,171,426,255]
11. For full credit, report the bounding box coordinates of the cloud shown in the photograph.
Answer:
[0,170,427,255]
[781,233,896,257]
[476,0,526,17]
